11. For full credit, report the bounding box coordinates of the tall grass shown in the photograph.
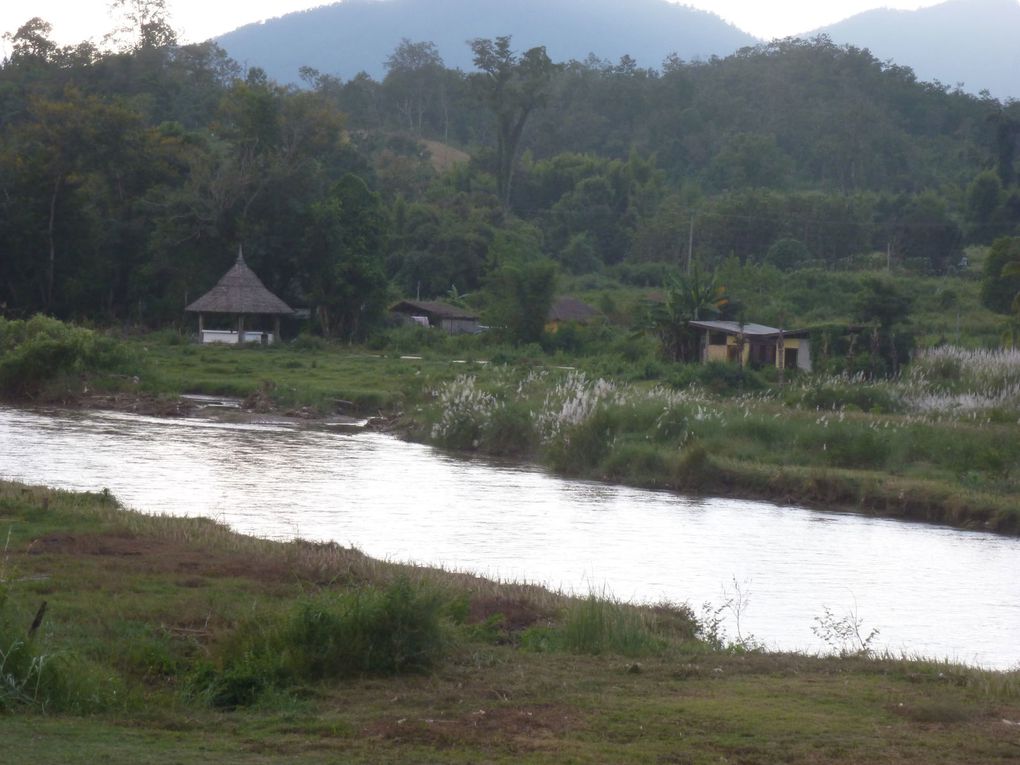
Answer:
[1,575,122,712]
[522,595,698,658]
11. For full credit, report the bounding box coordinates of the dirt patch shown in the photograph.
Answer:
[364,703,582,751]
[467,595,555,634]
[80,393,195,417]
[420,139,470,173]
[23,531,296,584]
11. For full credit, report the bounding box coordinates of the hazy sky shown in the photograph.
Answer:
[1,1,947,51]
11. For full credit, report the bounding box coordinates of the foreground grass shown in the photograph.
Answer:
[1,482,1018,764]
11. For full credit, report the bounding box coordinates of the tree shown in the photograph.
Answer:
[469,36,555,212]
[646,266,728,362]
[299,174,388,341]
[878,192,963,274]
[852,277,913,376]
[764,238,810,270]
[484,258,558,345]
[965,170,1006,244]
[383,39,445,135]
[106,0,177,51]
[980,237,1020,315]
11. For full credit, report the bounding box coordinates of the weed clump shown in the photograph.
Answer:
[0,598,123,713]
[193,578,448,707]
[522,595,697,658]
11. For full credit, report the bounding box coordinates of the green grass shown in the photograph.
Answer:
[0,481,1018,764]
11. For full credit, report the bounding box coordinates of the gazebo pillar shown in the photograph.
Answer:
[198,313,204,337]
[274,315,281,343]
[237,314,245,343]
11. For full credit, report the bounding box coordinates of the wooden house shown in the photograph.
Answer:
[688,320,812,371]
[185,249,294,344]
[389,300,481,335]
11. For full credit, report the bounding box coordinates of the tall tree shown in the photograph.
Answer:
[469,36,555,212]
[106,0,177,51]
[383,39,445,135]
[299,174,388,340]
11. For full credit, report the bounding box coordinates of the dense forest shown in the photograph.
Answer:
[2,7,1020,341]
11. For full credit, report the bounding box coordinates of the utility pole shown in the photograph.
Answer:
[687,214,695,274]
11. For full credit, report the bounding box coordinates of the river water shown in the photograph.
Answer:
[1,405,1017,669]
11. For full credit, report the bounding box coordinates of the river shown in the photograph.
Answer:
[1,405,1017,669]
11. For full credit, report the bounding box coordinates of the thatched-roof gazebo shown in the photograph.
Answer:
[186,248,294,344]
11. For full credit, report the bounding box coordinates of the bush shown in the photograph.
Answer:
[479,401,537,457]
[668,361,767,395]
[788,383,902,414]
[0,316,134,397]
[545,406,618,475]
[0,600,122,713]
[195,579,448,707]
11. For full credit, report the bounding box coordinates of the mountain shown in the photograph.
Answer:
[215,0,757,84]
[807,0,1020,100]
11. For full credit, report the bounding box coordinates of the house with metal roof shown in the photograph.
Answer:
[688,320,812,371]
[185,248,294,344]
[389,300,481,335]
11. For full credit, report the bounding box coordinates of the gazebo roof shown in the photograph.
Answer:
[186,250,293,316]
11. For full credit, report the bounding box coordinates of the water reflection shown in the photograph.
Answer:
[1,405,1017,669]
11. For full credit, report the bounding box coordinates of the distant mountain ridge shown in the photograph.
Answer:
[806,0,1020,99]
[215,0,757,84]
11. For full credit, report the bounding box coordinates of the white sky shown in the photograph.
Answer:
[0,1,947,51]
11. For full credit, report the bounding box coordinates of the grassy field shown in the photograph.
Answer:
[1,482,1018,764]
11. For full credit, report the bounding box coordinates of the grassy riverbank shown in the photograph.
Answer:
[134,335,1020,534]
[2,481,1018,764]
[3,316,1019,533]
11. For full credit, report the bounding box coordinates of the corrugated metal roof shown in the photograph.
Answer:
[389,300,479,320]
[186,250,293,315]
[688,320,808,338]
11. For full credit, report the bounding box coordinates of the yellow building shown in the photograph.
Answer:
[688,320,812,371]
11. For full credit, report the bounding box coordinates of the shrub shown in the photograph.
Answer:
[601,442,670,483]
[195,579,448,707]
[0,316,134,397]
[0,602,122,713]
[545,406,618,475]
[479,401,537,457]
[788,383,902,414]
[668,362,766,395]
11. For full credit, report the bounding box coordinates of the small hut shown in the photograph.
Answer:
[186,249,294,344]
[389,300,480,335]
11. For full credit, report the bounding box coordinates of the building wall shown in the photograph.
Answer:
[700,332,811,370]
[439,318,480,335]
[201,330,275,345]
